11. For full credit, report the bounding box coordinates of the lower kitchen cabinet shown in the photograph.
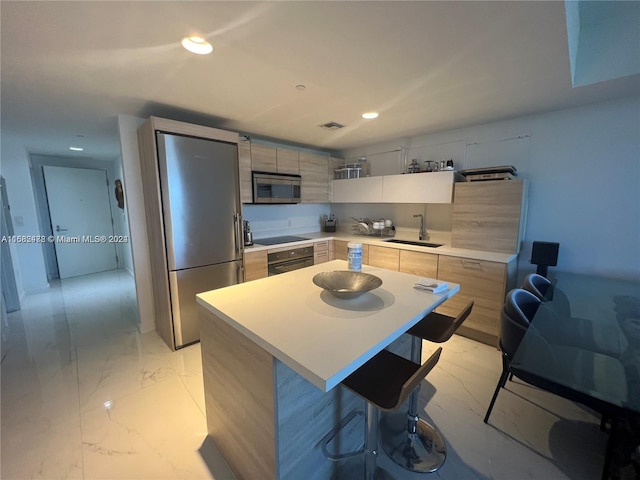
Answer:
[244,250,268,282]
[436,255,516,347]
[398,250,438,278]
[314,240,330,264]
[368,245,399,270]
[333,240,369,264]
[333,240,347,260]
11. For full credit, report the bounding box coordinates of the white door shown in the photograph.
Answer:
[43,166,117,279]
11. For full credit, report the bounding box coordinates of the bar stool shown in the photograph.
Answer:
[379,301,474,473]
[331,347,443,480]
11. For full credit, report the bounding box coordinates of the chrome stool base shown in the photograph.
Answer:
[379,412,447,473]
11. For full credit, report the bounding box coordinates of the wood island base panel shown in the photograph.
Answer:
[200,307,365,480]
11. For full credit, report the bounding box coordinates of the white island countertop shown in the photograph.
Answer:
[197,260,459,391]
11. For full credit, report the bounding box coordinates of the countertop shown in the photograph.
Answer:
[244,231,518,264]
[196,259,460,391]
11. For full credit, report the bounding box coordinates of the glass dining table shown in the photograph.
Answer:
[510,272,640,479]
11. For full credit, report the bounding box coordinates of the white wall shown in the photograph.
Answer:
[340,96,640,279]
[29,154,131,278]
[111,160,134,274]
[0,141,49,294]
[117,115,154,334]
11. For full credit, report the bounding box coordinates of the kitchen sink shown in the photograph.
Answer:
[384,239,443,248]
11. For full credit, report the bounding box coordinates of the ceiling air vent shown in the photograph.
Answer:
[319,121,345,130]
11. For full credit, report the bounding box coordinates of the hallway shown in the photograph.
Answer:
[0,270,234,479]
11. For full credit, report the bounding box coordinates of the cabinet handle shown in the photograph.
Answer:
[461,259,482,270]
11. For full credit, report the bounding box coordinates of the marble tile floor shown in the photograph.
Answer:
[1,269,610,480]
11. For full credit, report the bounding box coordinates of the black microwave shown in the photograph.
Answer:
[252,171,301,204]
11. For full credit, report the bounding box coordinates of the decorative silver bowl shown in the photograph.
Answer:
[312,271,383,299]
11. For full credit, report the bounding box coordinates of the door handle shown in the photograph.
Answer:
[233,213,242,255]
[56,225,68,232]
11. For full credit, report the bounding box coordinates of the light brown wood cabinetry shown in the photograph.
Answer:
[368,246,400,271]
[437,254,516,346]
[333,240,348,260]
[276,148,300,175]
[238,141,253,203]
[398,250,438,277]
[452,180,526,254]
[244,250,268,282]
[299,152,329,203]
[314,240,329,264]
[333,240,369,264]
[251,144,277,172]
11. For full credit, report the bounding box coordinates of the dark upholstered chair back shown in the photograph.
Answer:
[522,273,551,299]
[501,289,541,358]
[522,273,572,317]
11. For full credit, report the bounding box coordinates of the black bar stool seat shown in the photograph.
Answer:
[332,347,443,480]
[379,301,474,473]
[408,303,473,343]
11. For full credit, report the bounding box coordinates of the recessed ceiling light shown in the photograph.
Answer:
[362,112,379,120]
[295,84,306,91]
[181,36,213,55]
[69,147,84,151]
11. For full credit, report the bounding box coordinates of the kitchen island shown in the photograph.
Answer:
[196,260,459,480]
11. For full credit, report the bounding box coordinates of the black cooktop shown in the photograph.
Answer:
[255,235,309,246]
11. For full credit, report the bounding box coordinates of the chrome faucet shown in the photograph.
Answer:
[413,214,428,240]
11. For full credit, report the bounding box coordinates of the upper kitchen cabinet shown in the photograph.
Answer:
[451,179,527,254]
[238,141,253,203]
[333,177,383,203]
[276,148,300,175]
[299,152,330,203]
[382,171,456,203]
[251,144,277,172]
[332,171,456,203]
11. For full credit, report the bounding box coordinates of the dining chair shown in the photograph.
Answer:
[484,288,541,423]
[484,288,628,480]
[522,273,623,357]
[522,273,571,316]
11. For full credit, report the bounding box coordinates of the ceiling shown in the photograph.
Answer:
[2,1,639,162]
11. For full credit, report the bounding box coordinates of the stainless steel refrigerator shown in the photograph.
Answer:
[156,132,243,349]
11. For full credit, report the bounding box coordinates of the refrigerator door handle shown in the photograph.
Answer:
[236,261,244,284]
[233,212,242,256]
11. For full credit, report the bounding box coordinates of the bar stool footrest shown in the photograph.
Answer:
[319,409,365,461]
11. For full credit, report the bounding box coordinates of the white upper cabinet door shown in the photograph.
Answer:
[332,177,383,203]
[382,171,455,203]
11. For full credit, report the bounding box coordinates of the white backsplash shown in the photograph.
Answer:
[243,203,331,239]
[243,202,454,240]
[330,203,453,232]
